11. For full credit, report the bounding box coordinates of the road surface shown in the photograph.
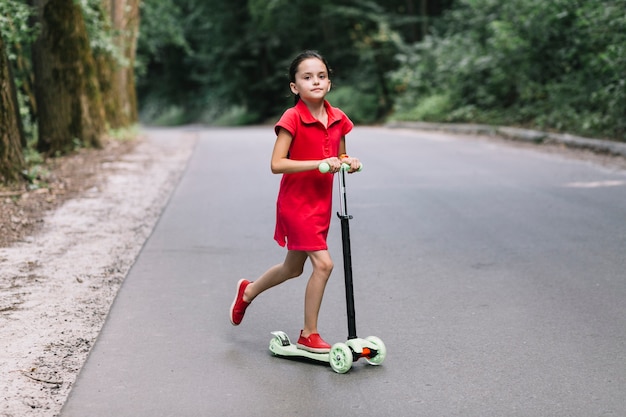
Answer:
[62,126,626,417]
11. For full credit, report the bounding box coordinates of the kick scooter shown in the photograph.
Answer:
[269,162,386,374]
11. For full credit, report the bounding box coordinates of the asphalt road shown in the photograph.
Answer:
[61,126,626,417]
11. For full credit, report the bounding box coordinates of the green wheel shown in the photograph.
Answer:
[329,343,353,374]
[364,336,386,366]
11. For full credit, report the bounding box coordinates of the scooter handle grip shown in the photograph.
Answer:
[318,162,363,173]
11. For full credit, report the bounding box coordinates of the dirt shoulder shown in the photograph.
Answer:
[0,128,197,417]
[0,138,136,249]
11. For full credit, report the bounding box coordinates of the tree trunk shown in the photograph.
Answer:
[97,0,140,129]
[7,49,27,149]
[123,0,140,124]
[0,32,25,183]
[32,0,106,155]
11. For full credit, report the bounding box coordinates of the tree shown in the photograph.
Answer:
[0,31,25,182]
[95,0,140,129]
[111,0,140,126]
[32,0,106,154]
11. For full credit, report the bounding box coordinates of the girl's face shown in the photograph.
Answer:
[290,58,331,103]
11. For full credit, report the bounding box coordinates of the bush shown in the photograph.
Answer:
[139,98,187,126]
[329,85,379,125]
[207,105,260,126]
[389,0,626,140]
[391,94,453,122]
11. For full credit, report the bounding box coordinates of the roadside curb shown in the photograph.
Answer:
[386,121,626,158]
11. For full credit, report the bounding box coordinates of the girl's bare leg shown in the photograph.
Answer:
[302,250,333,337]
[243,250,307,302]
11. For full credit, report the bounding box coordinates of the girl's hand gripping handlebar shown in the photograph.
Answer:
[318,161,363,174]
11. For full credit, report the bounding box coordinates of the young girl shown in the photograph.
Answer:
[229,50,360,353]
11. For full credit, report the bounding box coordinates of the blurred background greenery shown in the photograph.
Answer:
[133,0,625,141]
[2,0,625,159]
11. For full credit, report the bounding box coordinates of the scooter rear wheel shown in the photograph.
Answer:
[329,343,353,374]
[364,336,386,366]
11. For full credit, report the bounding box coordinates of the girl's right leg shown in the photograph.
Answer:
[243,250,307,303]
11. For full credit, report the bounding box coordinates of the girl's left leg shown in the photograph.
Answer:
[302,250,334,337]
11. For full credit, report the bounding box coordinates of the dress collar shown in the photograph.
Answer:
[295,99,340,126]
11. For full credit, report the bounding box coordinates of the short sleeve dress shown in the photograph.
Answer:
[273,99,354,251]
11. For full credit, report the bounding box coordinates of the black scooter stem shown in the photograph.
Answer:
[340,216,358,339]
[337,168,358,340]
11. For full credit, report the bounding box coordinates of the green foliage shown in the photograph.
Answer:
[108,125,140,141]
[390,0,626,140]
[77,0,123,63]
[139,101,186,126]
[329,86,379,125]
[135,0,190,70]
[392,94,453,122]
[21,147,48,190]
[21,164,49,190]
[135,0,413,125]
[1,1,38,148]
[0,1,38,56]
[210,106,260,127]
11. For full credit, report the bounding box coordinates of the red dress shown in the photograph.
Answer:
[273,99,354,251]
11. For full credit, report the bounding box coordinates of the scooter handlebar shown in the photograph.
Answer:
[318,162,363,174]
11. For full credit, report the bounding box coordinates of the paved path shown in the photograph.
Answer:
[61,126,626,417]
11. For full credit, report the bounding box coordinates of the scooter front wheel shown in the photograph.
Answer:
[329,343,353,374]
[269,335,284,356]
[364,336,386,366]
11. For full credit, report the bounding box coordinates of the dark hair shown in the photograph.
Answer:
[288,50,332,105]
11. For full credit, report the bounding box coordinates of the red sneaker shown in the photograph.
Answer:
[229,279,251,326]
[296,331,331,353]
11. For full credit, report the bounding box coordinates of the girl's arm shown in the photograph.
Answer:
[271,128,342,174]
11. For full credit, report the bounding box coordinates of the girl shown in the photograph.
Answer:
[229,50,360,353]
